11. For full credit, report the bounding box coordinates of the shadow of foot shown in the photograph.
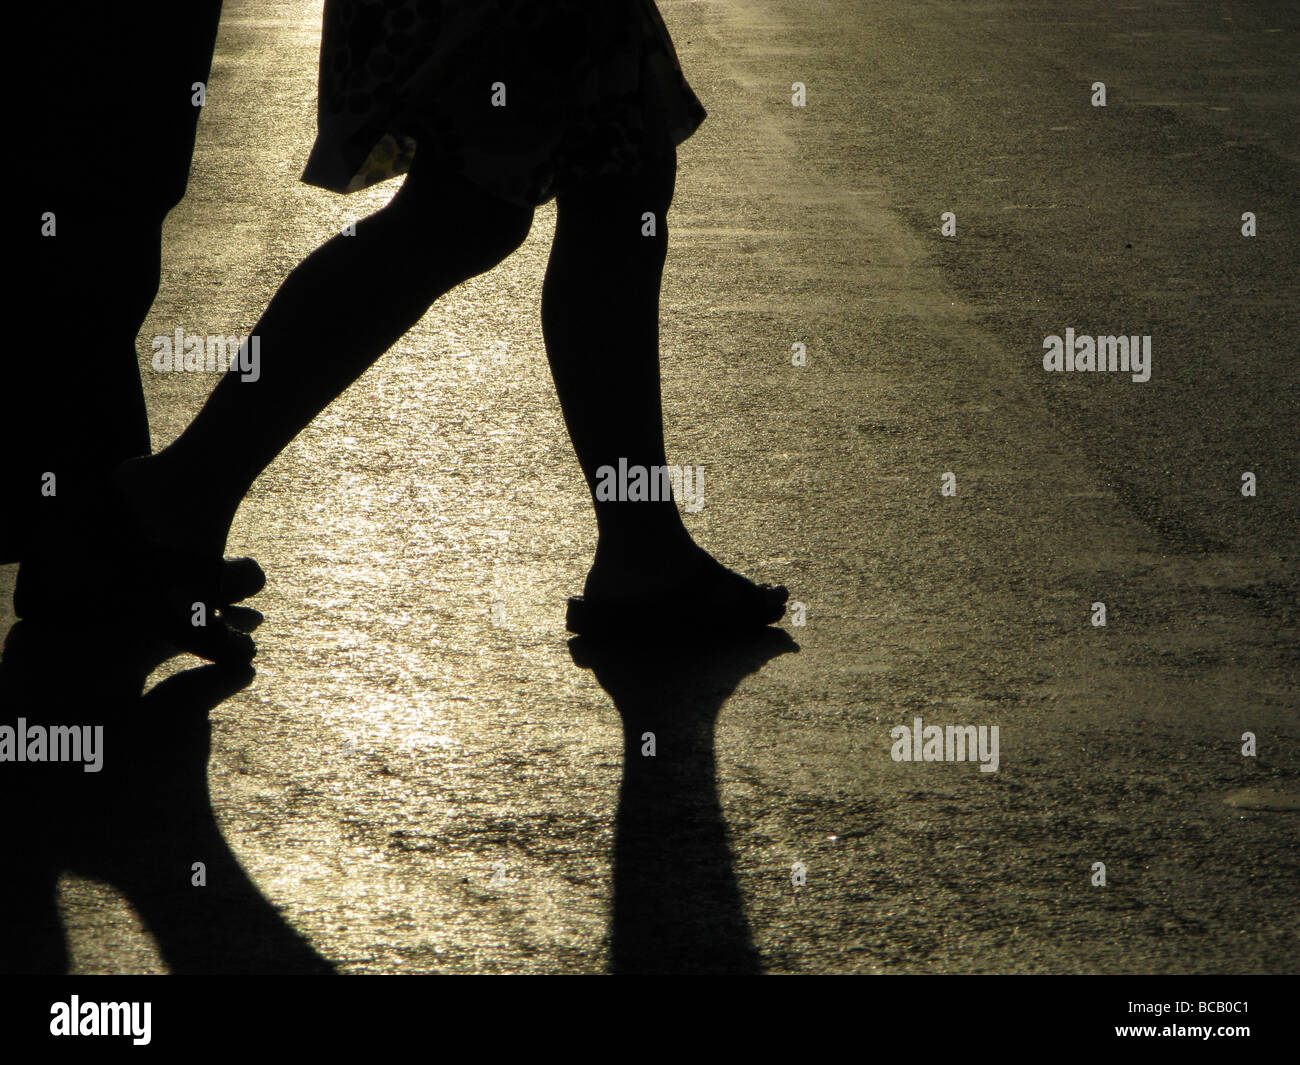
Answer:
[0,618,333,974]
[569,626,798,974]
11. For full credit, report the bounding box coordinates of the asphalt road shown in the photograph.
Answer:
[3,0,1296,973]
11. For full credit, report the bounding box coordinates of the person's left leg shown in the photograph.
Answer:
[121,159,536,563]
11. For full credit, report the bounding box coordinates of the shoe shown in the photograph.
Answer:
[566,555,788,637]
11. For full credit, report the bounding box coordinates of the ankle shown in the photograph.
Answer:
[593,526,699,574]
[112,455,236,554]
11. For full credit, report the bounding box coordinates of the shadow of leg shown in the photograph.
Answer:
[0,619,334,974]
[570,627,798,974]
[0,619,162,973]
[82,664,335,974]
[0,856,66,975]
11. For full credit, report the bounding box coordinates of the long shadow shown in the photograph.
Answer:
[569,627,798,974]
[0,617,334,974]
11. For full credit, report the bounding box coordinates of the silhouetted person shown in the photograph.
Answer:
[15,2,262,624]
[103,1,787,660]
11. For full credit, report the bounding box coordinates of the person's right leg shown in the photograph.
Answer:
[542,154,787,627]
[542,153,696,602]
[118,156,535,558]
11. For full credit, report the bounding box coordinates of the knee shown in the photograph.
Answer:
[391,172,533,276]
[555,154,677,259]
[440,200,532,282]
[473,199,534,265]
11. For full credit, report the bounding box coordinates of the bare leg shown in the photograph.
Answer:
[542,152,696,598]
[118,156,534,555]
[542,152,787,622]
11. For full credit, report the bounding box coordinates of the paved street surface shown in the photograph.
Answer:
[4,0,1297,973]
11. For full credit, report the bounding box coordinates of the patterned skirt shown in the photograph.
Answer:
[301,0,707,207]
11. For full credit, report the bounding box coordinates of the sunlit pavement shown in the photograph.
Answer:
[4,0,1297,973]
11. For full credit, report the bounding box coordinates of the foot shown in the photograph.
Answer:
[111,456,234,561]
[110,456,263,605]
[13,460,263,625]
[582,540,707,604]
[13,553,264,620]
[570,542,788,635]
[104,458,256,665]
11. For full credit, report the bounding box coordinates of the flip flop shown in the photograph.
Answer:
[566,559,789,637]
[13,553,263,611]
[14,554,265,619]
[98,463,260,665]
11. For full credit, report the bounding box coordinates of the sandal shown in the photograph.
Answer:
[14,554,262,619]
[566,556,788,637]
[101,472,258,665]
